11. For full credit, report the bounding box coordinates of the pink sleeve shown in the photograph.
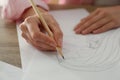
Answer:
[1,0,49,21]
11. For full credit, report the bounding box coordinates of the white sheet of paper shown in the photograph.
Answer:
[17,27,36,71]
[0,61,22,80]
[17,8,89,71]
[17,9,120,80]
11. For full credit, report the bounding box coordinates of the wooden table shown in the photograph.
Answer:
[0,7,21,67]
[0,5,104,68]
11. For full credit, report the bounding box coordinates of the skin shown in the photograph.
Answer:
[74,6,120,34]
[19,6,120,51]
[19,7,63,51]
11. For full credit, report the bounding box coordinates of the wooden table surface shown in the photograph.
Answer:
[0,5,104,68]
[0,7,21,67]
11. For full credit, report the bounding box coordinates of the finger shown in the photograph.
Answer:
[20,24,48,50]
[25,16,57,47]
[20,26,41,48]
[48,22,63,47]
[21,33,29,41]
[19,22,28,33]
[35,45,56,51]
[39,33,57,47]
[25,29,55,51]
[93,21,117,34]
[36,41,56,50]
[75,11,106,34]
[29,39,56,51]
[25,16,41,38]
[20,24,30,43]
[26,39,46,51]
[82,16,112,34]
[81,8,100,23]
[42,14,63,47]
[74,9,99,31]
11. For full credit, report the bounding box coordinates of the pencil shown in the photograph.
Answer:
[28,0,64,59]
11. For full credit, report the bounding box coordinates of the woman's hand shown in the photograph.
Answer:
[19,7,63,51]
[74,6,120,34]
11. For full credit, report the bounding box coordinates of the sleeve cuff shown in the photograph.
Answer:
[2,0,49,21]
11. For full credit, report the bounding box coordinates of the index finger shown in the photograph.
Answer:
[48,21,63,47]
[74,9,100,31]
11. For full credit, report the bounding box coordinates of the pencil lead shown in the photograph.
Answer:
[62,56,65,59]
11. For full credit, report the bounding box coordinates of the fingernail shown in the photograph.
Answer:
[81,31,88,35]
[74,25,81,31]
[93,31,98,34]
[74,28,76,31]
[74,26,78,31]
[75,30,80,34]
[75,31,79,34]
[82,30,87,34]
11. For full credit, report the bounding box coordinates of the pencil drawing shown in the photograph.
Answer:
[57,28,120,71]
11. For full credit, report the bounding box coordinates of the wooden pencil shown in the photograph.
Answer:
[28,0,64,59]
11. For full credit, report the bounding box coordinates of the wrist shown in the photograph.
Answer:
[20,6,48,20]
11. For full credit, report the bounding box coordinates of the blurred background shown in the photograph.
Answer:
[0,0,4,6]
[0,0,59,6]
[0,0,8,6]
[0,0,120,6]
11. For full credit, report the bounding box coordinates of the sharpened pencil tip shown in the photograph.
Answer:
[62,56,65,59]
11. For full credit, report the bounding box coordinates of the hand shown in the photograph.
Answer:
[19,7,63,51]
[74,6,120,34]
